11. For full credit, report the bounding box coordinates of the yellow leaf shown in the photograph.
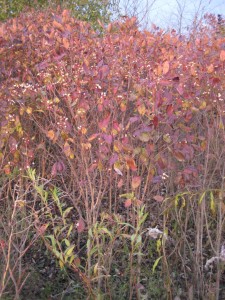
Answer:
[199,101,206,110]
[163,134,171,143]
[26,107,32,114]
[69,153,74,159]
[59,260,64,269]
[137,104,146,115]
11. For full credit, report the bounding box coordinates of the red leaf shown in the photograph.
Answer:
[153,116,158,128]
[166,104,173,115]
[98,114,110,132]
[77,218,85,233]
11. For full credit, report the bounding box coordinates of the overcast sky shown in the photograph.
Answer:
[118,0,225,30]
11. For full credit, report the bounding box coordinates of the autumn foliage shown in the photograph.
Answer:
[0,8,225,298]
[1,10,225,191]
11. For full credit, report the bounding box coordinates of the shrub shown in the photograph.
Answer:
[0,9,225,299]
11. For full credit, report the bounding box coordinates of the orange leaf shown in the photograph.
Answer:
[64,141,71,157]
[163,61,170,74]
[132,176,141,189]
[137,104,146,115]
[220,50,225,61]
[126,158,137,171]
[88,133,99,141]
[53,20,64,32]
[63,37,70,49]
[47,130,55,140]
[207,64,214,73]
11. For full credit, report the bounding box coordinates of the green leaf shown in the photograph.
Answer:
[119,192,134,199]
[65,245,75,258]
[100,227,112,238]
[210,191,216,215]
[67,224,73,238]
[152,256,162,273]
[199,191,206,205]
[45,235,56,249]
[63,239,70,247]
[63,207,73,219]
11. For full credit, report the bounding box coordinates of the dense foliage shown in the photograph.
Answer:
[0,9,225,299]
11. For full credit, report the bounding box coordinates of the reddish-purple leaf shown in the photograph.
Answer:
[177,84,184,95]
[98,114,110,132]
[124,199,132,208]
[166,104,173,115]
[99,65,110,79]
[109,153,118,166]
[103,134,112,144]
[8,136,17,152]
[117,178,123,188]
[77,218,85,233]
[153,195,164,202]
